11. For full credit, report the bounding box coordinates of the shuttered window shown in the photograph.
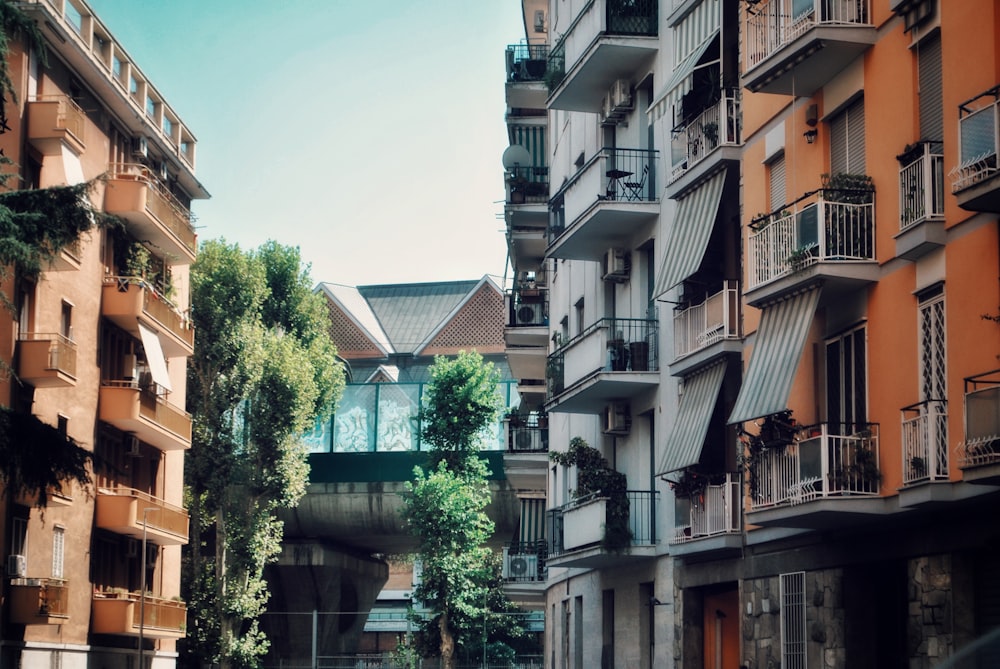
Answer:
[830,98,866,174]
[918,31,943,142]
[769,153,786,210]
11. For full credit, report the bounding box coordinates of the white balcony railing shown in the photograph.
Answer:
[670,91,741,180]
[901,400,948,484]
[747,188,875,289]
[960,372,1000,467]
[898,142,945,230]
[745,0,871,71]
[951,88,1000,193]
[672,473,741,543]
[749,423,880,510]
[673,281,740,360]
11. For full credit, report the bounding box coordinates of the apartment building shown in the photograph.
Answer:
[0,2,206,669]
[506,0,1000,666]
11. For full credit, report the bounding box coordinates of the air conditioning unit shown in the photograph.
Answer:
[533,9,546,32]
[131,136,148,159]
[611,79,633,114]
[504,553,539,580]
[602,248,630,282]
[516,302,543,325]
[603,402,631,435]
[126,435,141,457]
[598,93,613,125]
[6,554,26,578]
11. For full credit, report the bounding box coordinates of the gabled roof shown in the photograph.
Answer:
[317,283,393,356]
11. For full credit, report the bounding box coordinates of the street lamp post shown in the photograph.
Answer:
[137,507,158,669]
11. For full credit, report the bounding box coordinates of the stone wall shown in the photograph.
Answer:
[908,554,956,667]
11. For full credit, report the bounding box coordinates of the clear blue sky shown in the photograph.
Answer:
[85,0,522,287]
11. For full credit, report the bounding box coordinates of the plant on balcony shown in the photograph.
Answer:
[550,437,632,552]
[702,121,719,149]
[737,410,797,499]
[666,468,708,499]
[822,172,874,258]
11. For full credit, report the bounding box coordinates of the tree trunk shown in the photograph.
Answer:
[216,505,231,669]
[440,610,456,669]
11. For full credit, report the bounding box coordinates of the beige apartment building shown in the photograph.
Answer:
[0,2,206,669]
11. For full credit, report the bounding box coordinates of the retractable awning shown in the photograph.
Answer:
[519,498,546,544]
[654,168,727,298]
[138,322,172,392]
[728,287,822,424]
[657,360,727,475]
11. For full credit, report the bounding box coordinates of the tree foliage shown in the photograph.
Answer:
[0,406,91,507]
[183,240,344,669]
[402,352,526,669]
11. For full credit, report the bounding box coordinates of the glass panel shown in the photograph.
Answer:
[332,385,377,452]
[960,106,997,164]
[796,205,819,249]
[798,438,822,479]
[792,0,813,19]
[376,384,420,452]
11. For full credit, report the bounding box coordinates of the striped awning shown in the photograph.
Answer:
[508,125,547,171]
[518,498,546,544]
[650,35,719,123]
[657,360,728,475]
[728,287,822,424]
[654,168,727,298]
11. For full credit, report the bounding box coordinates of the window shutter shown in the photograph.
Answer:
[918,32,943,142]
[769,153,786,210]
[847,98,866,173]
[830,111,848,174]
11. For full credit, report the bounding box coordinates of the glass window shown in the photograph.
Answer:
[52,527,65,579]
[825,325,867,434]
[65,3,83,34]
[146,95,156,118]
[163,117,173,137]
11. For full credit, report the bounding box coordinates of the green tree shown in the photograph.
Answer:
[402,352,525,669]
[183,240,344,669]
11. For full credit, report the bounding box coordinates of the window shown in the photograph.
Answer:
[129,74,138,97]
[825,324,867,434]
[163,116,173,137]
[61,301,73,340]
[146,95,156,118]
[780,572,807,669]
[918,32,943,142]
[574,298,584,336]
[65,2,83,34]
[829,97,865,174]
[52,526,65,579]
[768,152,786,211]
[112,56,122,80]
[11,516,27,557]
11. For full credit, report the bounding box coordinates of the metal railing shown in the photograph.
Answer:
[502,541,548,582]
[547,318,658,398]
[900,400,949,484]
[19,332,77,377]
[960,370,1000,467]
[506,43,549,82]
[547,490,658,555]
[104,276,193,346]
[506,288,548,327]
[671,473,741,543]
[749,423,880,510]
[898,141,944,230]
[606,0,658,35]
[98,486,189,537]
[746,0,871,71]
[507,423,548,452]
[747,187,875,289]
[10,578,69,616]
[107,162,196,254]
[951,86,1000,193]
[28,94,86,140]
[672,281,740,360]
[670,90,741,180]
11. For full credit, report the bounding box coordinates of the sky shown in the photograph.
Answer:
[85,0,523,288]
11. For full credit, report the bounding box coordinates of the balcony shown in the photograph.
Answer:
[17,333,77,388]
[104,163,197,264]
[898,400,954,507]
[504,419,549,491]
[91,590,186,639]
[9,578,69,625]
[668,91,742,196]
[950,86,1000,212]
[99,382,192,452]
[506,164,549,269]
[96,487,189,545]
[745,183,878,307]
[505,288,549,390]
[26,95,86,155]
[896,141,945,260]
[546,0,657,113]
[743,0,875,96]
[547,148,658,261]
[669,473,742,559]
[102,277,194,357]
[506,43,550,110]
[745,423,890,529]
[546,317,658,414]
[959,370,1000,484]
[502,541,547,604]
[669,281,741,377]
[547,490,659,568]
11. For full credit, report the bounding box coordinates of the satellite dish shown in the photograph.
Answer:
[502,144,532,170]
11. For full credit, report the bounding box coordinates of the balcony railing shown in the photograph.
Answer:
[747,185,875,289]
[91,590,187,638]
[547,317,658,398]
[960,370,1000,467]
[670,91,741,180]
[96,486,189,545]
[671,473,741,543]
[508,422,549,453]
[547,490,659,555]
[507,288,548,327]
[748,423,880,510]
[673,281,741,360]
[745,0,871,72]
[507,165,550,205]
[26,95,86,153]
[102,277,194,356]
[17,333,77,387]
[104,163,197,261]
[9,578,69,623]
[951,86,1000,195]
[99,380,192,451]
[898,141,945,230]
[901,400,949,484]
[506,43,550,83]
